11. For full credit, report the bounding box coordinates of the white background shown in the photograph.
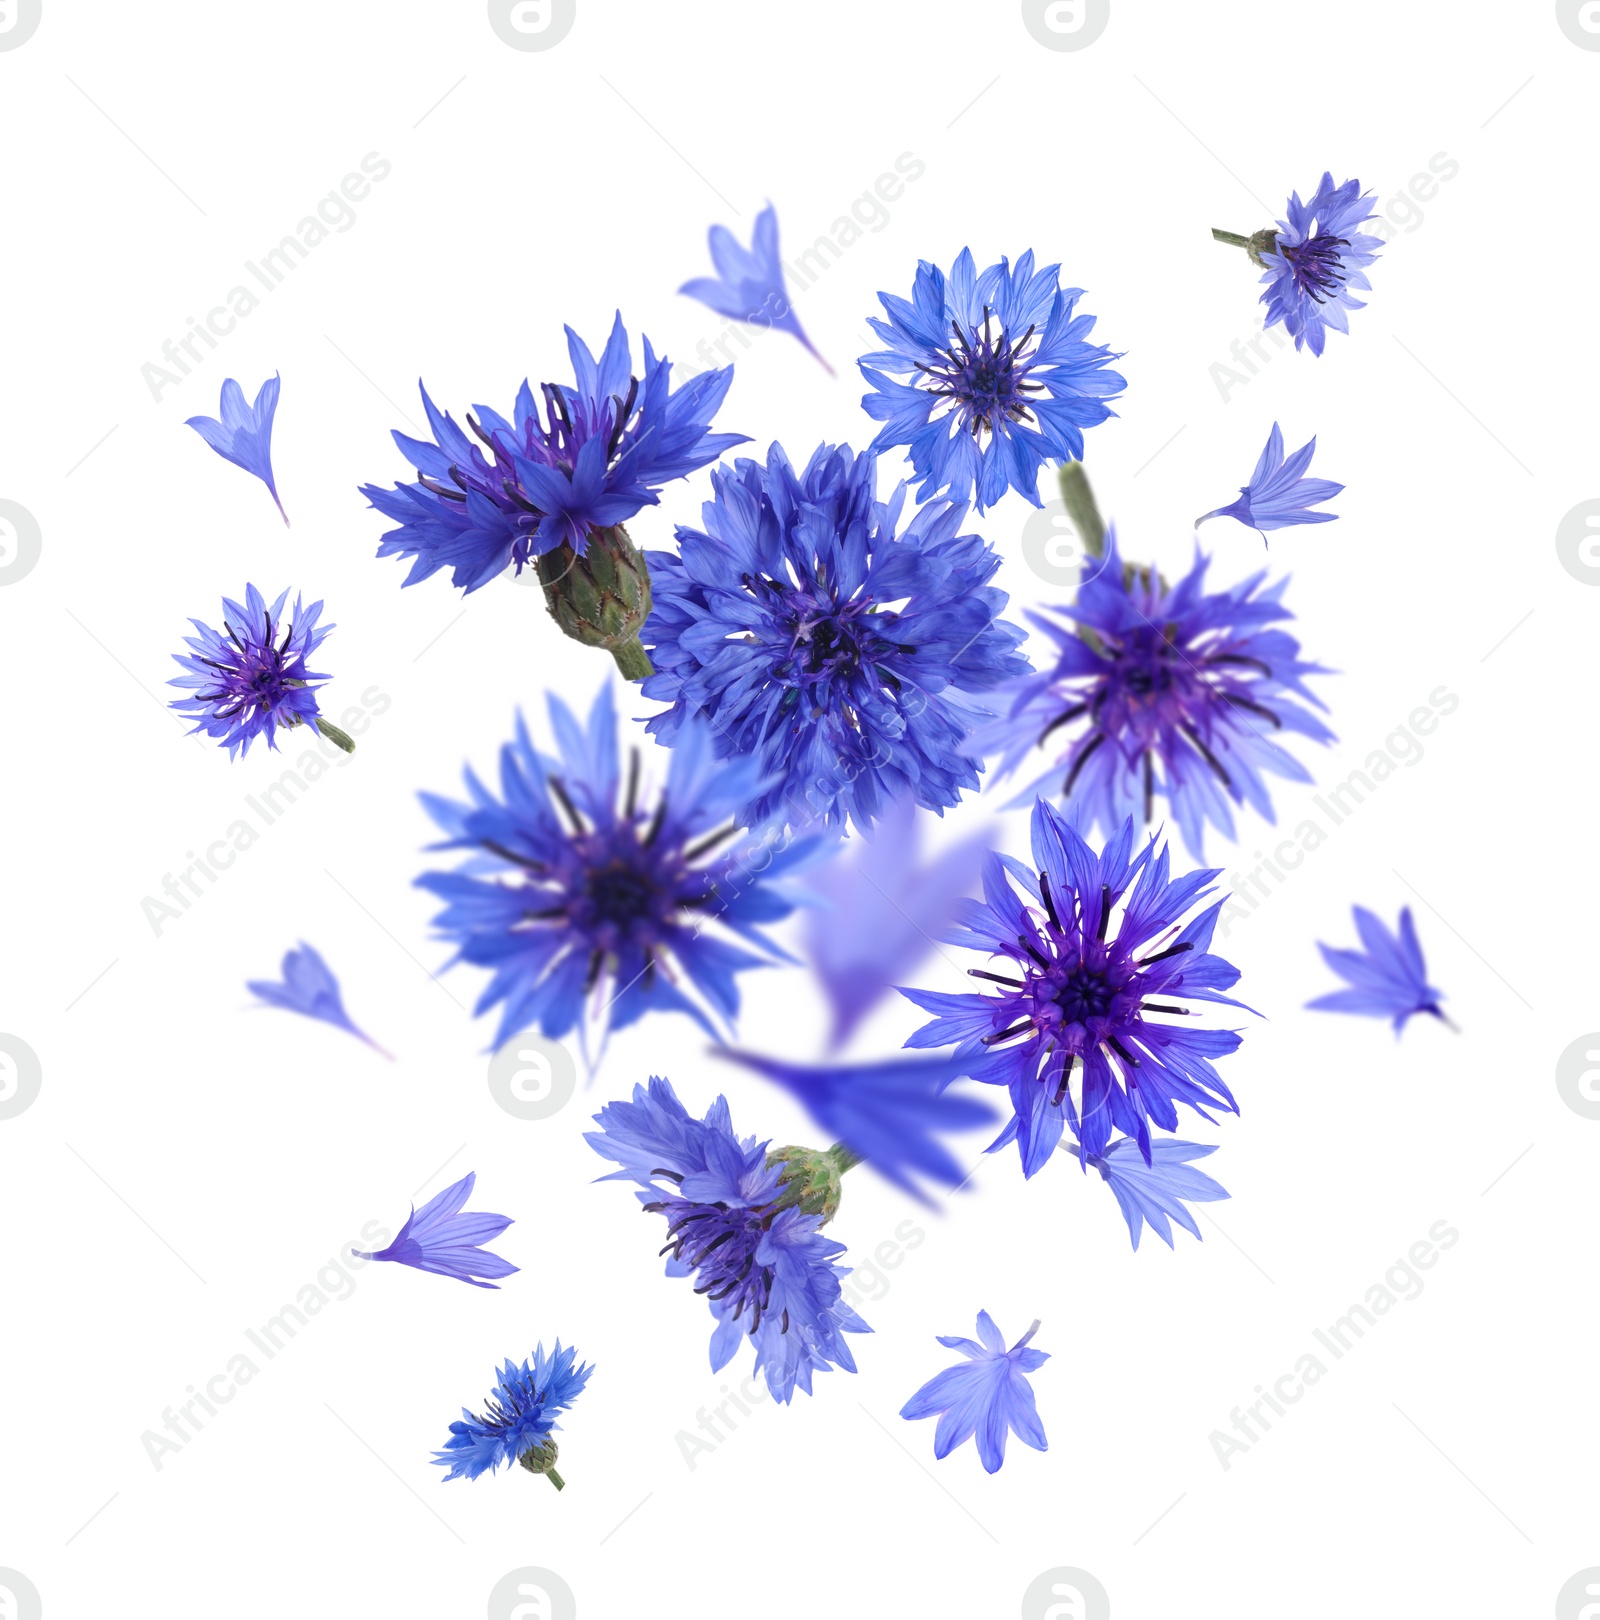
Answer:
[0,2,1592,1616]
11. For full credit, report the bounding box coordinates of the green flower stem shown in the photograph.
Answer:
[827,1143,865,1174]
[314,717,356,754]
[1210,228,1253,250]
[609,635,654,681]
[1058,460,1106,560]
[545,1468,566,1491]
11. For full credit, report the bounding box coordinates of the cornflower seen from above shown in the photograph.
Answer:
[641,441,1030,834]
[416,683,817,1054]
[973,532,1333,859]
[902,800,1249,1171]
[169,584,355,758]
[859,248,1125,511]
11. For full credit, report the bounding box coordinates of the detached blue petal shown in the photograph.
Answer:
[1068,1135,1228,1250]
[247,943,385,1052]
[680,203,830,372]
[355,1171,517,1289]
[186,374,287,523]
[1307,905,1449,1034]
[900,1311,1049,1473]
[1198,421,1343,537]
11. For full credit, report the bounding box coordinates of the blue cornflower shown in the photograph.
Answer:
[973,532,1333,858]
[899,1311,1048,1473]
[1198,423,1342,538]
[361,313,747,593]
[1237,174,1383,356]
[433,1341,593,1486]
[355,1172,516,1289]
[169,584,349,759]
[586,1077,871,1402]
[680,203,830,372]
[801,793,991,1048]
[186,374,288,524]
[902,801,1249,1170]
[246,943,386,1053]
[1068,1135,1228,1251]
[641,441,1030,834]
[417,683,815,1051]
[713,1050,997,1203]
[1308,905,1451,1033]
[859,249,1125,512]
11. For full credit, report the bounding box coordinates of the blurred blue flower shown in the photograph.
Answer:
[680,203,829,372]
[586,1077,870,1402]
[433,1342,593,1484]
[903,801,1249,1171]
[973,533,1333,858]
[859,249,1124,511]
[361,314,747,593]
[801,794,991,1048]
[1259,174,1382,356]
[1308,905,1450,1033]
[899,1310,1048,1473]
[1198,422,1342,538]
[1070,1135,1228,1250]
[714,1050,996,1203]
[641,441,1029,834]
[186,374,287,524]
[417,683,817,1051]
[246,942,385,1053]
[355,1172,516,1289]
[169,585,335,759]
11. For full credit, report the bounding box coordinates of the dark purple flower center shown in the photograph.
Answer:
[915,308,1043,440]
[1042,625,1283,820]
[976,874,1196,1101]
[1280,234,1349,304]
[648,1194,788,1334]
[199,612,298,721]
[742,571,907,691]
[417,377,641,567]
